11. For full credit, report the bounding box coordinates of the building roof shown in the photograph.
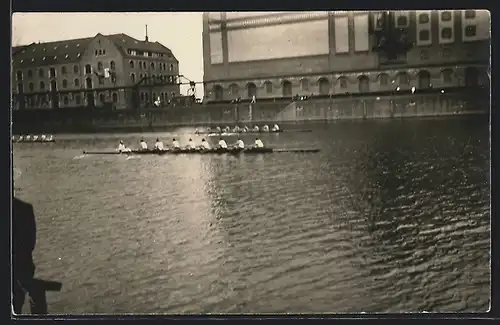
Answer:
[12,33,176,69]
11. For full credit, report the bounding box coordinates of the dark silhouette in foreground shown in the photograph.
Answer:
[12,197,62,315]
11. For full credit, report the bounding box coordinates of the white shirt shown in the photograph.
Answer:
[172,140,180,148]
[140,141,148,149]
[201,141,210,149]
[41,134,46,140]
[33,135,38,140]
[186,140,196,149]
[215,127,221,132]
[155,141,164,150]
[272,124,280,131]
[233,126,240,132]
[118,143,126,151]
[26,135,31,140]
[254,139,264,148]
[253,126,259,131]
[218,139,228,148]
[262,125,269,131]
[236,139,245,149]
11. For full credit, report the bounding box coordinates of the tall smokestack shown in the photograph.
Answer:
[145,24,149,42]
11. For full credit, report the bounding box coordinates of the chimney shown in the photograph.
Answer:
[145,24,149,42]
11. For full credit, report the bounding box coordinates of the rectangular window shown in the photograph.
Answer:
[465,25,477,37]
[419,30,430,41]
[464,10,476,19]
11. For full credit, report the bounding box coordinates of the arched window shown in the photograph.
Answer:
[112,93,118,103]
[86,77,93,89]
[50,80,57,91]
[129,60,134,68]
[99,93,106,103]
[247,83,257,98]
[39,81,45,90]
[378,73,389,86]
[338,77,348,89]
[300,79,309,91]
[441,69,453,83]
[16,71,23,81]
[62,79,68,88]
[110,61,116,70]
[97,62,103,71]
[49,67,56,78]
[213,85,223,101]
[265,81,273,94]
[28,82,34,91]
[169,64,174,71]
[85,64,92,74]
[282,80,292,97]
[73,65,79,73]
[318,78,330,95]
[131,73,136,83]
[357,75,370,93]
[63,96,69,105]
[39,68,45,78]
[61,66,67,75]
[74,78,80,87]
[151,62,155,70]
[140,92,145,101]
[229,83,239,97]
[418,70,431,89]
[27,69,33,78]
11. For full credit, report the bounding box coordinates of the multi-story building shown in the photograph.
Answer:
[12,33,180,110]
[202,11,490,102]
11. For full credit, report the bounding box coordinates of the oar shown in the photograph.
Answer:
[271,148,320,153]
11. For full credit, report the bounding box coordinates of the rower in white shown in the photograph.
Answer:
[232,125,241,133]
[33,135,39,141]
[218,138,228,149]
[253,125,260,132]
[186,138,196,150]
[242,126,249,133]
[26,135,31,140]
[40,134,46,141]
[262,125,270,132]
[139,139,148,150]
[223,126,231,133]
[254,137,264,148]
[271,124,280,132]
[46,135,53,141]
[172,138,180,149]
[215,126,222,133]
[233,137,245,149]
[199,138,211,150]
[154,138,164,150]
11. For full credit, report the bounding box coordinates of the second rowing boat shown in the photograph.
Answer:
[82,147,320,155]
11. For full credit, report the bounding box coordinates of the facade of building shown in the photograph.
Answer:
[12,33,180,110]
[202,11,490,102]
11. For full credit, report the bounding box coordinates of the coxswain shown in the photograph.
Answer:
[262,125,270,132]
[218,137,228,149]
[154,138,164,151]
[253,125,260,132]
[199,138,211,150]
[186,138,196,150]
[254,137,264,148]
[118,141,131,153]
[233,137,245,150]
[139,139,148,150]
[215,126,222,133]
[271,124,280,132]
[172,138,180,150]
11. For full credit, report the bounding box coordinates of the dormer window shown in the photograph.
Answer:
[32,48,36,52]
[54,46,58,50]
[65,44,68,48]
[76,43,80,47]
[20,59,24,63]
[54,56,57,59]
[134,40,138,44]
[65,54,69,59]
[43,48,46,52]
[31,58,35,62]
[77,53,81,57]
[43,56,46,60]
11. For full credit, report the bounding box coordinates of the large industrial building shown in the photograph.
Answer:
[202,11,490,102]
[11,33,180,110]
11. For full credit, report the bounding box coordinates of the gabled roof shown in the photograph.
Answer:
[12,33,177,69]
[12,36,94,69]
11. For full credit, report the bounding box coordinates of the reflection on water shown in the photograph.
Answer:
[12,117,489,314]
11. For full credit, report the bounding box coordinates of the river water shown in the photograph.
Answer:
[12,116,490,314]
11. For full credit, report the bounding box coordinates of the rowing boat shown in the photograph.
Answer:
[13,139,56,143]
[82,147,320,155]
[196,129,312,136]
